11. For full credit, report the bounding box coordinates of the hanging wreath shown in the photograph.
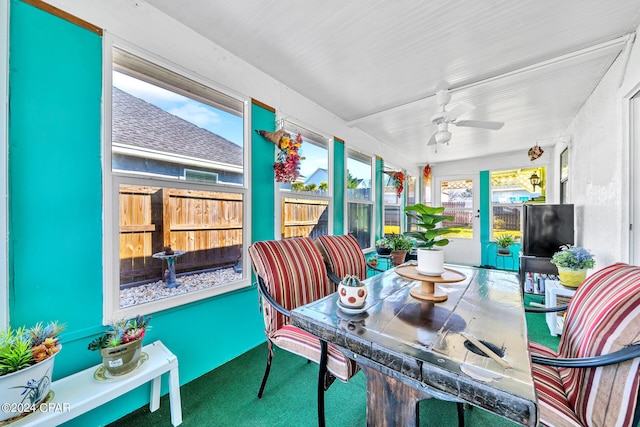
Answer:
[423,164,431,183]
[383,171,404,198]
[528,144,544,161]
[255,129,303,183]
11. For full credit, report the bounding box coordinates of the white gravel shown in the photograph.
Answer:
[120,268,242,308]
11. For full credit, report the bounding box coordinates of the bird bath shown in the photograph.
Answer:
[152,250,186,288]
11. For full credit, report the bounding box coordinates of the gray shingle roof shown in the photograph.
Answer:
[112,87,243,166]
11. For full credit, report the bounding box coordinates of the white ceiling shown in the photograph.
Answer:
[145,0,640,166]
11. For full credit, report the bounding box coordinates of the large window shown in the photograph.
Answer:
[346,150,373,249]
[277,121,331,239]
[105,47,248,319]
[490,167,546,240]
[405,173,418,231]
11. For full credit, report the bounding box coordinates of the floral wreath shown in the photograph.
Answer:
[384,171,404,197]
[255,129,303,183]
[274,132,303,183]
[528,144,544,161]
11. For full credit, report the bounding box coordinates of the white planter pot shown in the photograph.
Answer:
[416,248,445,276]
[338,283,368,308]
[0,346,60,422]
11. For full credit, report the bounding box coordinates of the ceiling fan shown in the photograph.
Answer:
[427,87,504,146]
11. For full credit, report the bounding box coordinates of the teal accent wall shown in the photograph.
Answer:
[251,103,276,242]
[479,170,518,271]
[9,2,264,425]
[333,138,345,234]
[375,157,384,240]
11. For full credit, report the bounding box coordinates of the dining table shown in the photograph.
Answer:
[290,264,538,427]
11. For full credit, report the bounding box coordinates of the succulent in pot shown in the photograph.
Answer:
[0,321,64,422]
[375,237,391,255]
[404,204,459,276]
[338,275,367,308]
[88,315,151,376]
[495,233,516,255]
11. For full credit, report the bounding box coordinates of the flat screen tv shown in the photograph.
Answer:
[521,204,574,258]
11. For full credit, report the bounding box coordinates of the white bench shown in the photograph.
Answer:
[11,340,182,426]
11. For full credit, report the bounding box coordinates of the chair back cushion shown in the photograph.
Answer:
[558,263,640,426]
[315,234,368,281]
[248,237,332,336]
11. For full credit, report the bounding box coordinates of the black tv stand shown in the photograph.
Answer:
[519,254,558,292]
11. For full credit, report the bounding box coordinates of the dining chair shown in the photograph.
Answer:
[314,233,465,427]
[313,234,383,284]
[526,263,640,427]
[248,237,359,427]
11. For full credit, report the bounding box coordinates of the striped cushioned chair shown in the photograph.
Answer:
[248,237,359,426]
[314,234,370,282]
[529,263,640,427]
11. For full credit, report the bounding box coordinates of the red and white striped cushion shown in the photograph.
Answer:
[248,237,333,335]
[315,234,368,281]
[271,325,358,382]
[530,342,582,426]
[531,263,640,427]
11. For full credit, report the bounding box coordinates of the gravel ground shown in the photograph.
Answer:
[120,268,242,308]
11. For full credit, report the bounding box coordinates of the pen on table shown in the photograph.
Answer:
[460,332,512,369]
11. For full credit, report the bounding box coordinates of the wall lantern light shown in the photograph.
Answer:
[529,172,541,191]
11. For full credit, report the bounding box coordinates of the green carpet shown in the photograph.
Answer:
[108,295,560,427]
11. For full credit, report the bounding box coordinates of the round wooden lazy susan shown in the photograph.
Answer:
[394,265,466,302]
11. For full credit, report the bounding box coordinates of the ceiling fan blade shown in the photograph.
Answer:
[454,119,504,130]
[427,130,438,146]
[445,102,475,121]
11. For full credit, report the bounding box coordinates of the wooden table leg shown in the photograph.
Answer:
[360,364,431,427]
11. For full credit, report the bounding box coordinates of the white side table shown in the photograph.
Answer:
[544,280,576,336]
[12,340,182,426]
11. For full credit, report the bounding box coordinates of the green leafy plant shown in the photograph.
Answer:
[550,245,595,270]
[387,233,414,251]
[0,322,64,377]
[495,233,516,248]
[404,204,458,249]
[88,315,151,351]
[376,237,389,248]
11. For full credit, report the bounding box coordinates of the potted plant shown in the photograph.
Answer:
[0,321,64,422]
[387,234,414,266]
[404,204,458,276]
[495,233,516,255]
[550,245,595,288]
[88,315,151,376]
[375,237,391,256]
[338,275,368,308]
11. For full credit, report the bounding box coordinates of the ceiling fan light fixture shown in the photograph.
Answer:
[435,130,451,144]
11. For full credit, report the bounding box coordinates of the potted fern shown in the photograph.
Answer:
[495,233,516,255]
[404,204,458,276]
[0,321,64,422]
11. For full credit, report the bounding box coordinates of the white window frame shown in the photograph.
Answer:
[103,35,251,322]
[346,149,375,251]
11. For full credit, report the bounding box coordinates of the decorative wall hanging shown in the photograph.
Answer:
[528,144,544,161]
[255,129,303,183]
[423,164,431,184]
[385,171,405,197]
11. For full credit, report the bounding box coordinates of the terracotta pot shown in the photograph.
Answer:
[0,345,60,422]
[390,250,407,266]
[100,339,142,376]
[557,267,588,288]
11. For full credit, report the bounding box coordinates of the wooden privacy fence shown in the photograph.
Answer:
[442,202,473,228]
[119,185,243,285]
[281,198,329,239]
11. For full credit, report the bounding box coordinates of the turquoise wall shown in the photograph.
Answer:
[251,102,276,242]
[9,2,264,425]
[375,157,384,240]
[333,138,345,234]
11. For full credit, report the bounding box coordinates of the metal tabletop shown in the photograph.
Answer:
[290,265,538,426]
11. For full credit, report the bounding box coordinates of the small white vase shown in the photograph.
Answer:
[417,248,445,276]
